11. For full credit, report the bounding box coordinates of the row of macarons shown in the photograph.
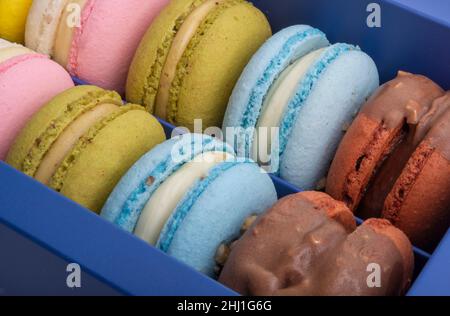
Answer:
[2,11,450,252]
[4,95,416,295]
[1,76,449,295]
[1,0,449,294]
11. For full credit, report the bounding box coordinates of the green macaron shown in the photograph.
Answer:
[126,0,272,130]
[7,85,166,213]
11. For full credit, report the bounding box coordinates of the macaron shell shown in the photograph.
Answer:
[67,0,169,94]
[0,0,32,43]
[0,54,74,160]
[281,48,379,190]
[55,107,166,213]
[326,74,445,212]
[382,142,450,250]
[167,0,272,129]
[326,113,388,209]
[223,25,329,133]
[101,137,182,227]
[6,85,120,172]
[101,133,233,232]
[126,0,211,111]
[158,162,277,276]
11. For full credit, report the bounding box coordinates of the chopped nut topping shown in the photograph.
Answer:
[398,70,412,77]
[406,100,421,124]
[146,176,155,186]
[215,244,231,266]
[241,215,258,234]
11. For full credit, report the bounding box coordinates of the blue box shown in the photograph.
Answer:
[1,0,449,295]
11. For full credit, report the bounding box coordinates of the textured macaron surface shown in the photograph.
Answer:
[0,0,32,43]
[326,72,449,250]
[102,133,277,276]
[0,51,74,160]
[25,0,169,94]
[7,85,123,176]
[280,44,379,189]
[223,25,329,147]
[223,25,379,190]
[53,104,166,213]
[158,160,277,276]
[219,192,414,296]
[65,0,170,94]
[6,85,166,213]
[102,133,234,233]
[126,0,272,129]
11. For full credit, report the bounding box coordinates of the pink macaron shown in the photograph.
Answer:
[0,39,74,160]
[25,0,170,95]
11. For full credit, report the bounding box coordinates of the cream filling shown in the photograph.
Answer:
[35,0,69,56]
[134,151,233,245]
[155,0,225,119]
[0,39,23,50]
[34,103,119,185]
[53,0,87,67]
[252,48,326,162]
[0,46,34,64]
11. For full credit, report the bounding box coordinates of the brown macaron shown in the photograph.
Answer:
[326,71,450,250]
[219,192,414,296]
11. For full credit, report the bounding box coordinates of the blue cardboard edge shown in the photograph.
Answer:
[0,162,237,296]
[408,228,450,296]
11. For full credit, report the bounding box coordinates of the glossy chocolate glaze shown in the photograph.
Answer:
[361,71,444,130]
[219,193,410,296]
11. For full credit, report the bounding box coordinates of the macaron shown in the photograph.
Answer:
[101,133,278,276]
[6,85,166,213]
[222,25,379,190]
[0,0,32,43]
[327,72,449,251]
[0,39,73,160]
[25,0,170,93]
[126,0,272,130]
[219,191,414,296]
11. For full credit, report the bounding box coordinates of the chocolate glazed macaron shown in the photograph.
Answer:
[219,192,414,296]
[126,0,272,130]
[327,71,450,250]
[6,85,166,213]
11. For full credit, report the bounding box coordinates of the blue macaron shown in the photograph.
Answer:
[223,25,379,190]
[101,133,277,276]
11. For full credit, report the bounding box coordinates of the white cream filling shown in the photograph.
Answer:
[0,46,34,64]
[252,48,326,162]
[34,103,119,185]
[134,151,233,245]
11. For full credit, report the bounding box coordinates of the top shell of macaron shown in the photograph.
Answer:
[25,0,170,93]
[126,0,272,129]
